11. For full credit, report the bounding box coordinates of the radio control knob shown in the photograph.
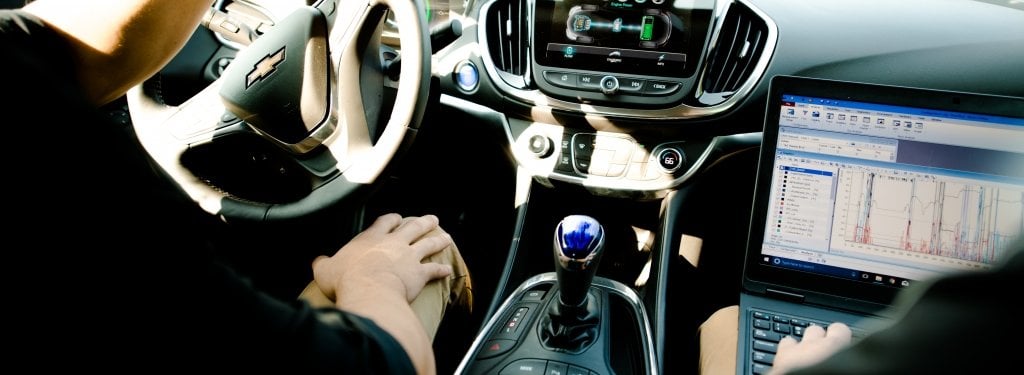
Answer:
[599,76,619,95]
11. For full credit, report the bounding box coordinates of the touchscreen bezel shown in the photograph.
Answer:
[533,0,712,79]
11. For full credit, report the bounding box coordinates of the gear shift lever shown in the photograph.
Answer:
[540,214,606,352]
[553,215,606,308]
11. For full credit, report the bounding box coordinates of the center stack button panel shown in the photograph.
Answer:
[555,132,685,181]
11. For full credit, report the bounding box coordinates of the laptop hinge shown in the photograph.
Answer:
[766,288,805,302]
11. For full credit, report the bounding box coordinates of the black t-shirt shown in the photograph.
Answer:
[0,9,414,373]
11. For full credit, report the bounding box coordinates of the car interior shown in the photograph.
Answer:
[6,0,1021,374]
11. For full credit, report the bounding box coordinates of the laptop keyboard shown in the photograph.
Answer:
[746,310,864,375]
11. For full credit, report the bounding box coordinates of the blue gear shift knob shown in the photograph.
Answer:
[553,215,605,307]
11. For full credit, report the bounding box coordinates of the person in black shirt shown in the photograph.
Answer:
[1,1,469,373]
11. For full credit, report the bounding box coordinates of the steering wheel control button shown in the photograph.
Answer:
[215,57,233,76]
[171,91,239,140]
[220,111,241,125]
[657,148,685,172]
[644,81,681,96]
[454,61,479,91]
[544,71,578,89]
[527,135,554,158]
[600,75,620,95]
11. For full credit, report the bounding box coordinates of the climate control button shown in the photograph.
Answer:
[657,148,685,172]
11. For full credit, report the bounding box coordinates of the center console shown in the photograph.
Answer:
[441,0,775,373]
[455,215,656,375]
[457,274,655,375]
[532,0,713,106]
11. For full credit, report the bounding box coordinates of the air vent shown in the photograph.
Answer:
[484,0,529,88]
[697,1,770,106]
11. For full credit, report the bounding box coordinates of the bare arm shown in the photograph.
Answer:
[23,0,213,106]
[313,214,454,375]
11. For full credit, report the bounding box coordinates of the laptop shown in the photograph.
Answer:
[736,75,1024,375]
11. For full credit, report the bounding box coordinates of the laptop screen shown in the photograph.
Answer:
[744,76,1024,308]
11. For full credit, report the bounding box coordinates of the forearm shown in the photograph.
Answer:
[336,278,437,375]
[24,0,213,105]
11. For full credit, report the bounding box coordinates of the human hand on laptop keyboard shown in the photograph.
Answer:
[767,322,852,375]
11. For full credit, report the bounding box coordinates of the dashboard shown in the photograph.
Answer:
[207,0,1024,201]
[418,0,1024,200]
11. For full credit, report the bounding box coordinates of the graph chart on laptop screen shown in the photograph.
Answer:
[760,94,1024,287]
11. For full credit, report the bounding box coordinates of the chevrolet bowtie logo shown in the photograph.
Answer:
[246,47,286,88]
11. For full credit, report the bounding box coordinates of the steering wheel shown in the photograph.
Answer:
[127,0,430,222]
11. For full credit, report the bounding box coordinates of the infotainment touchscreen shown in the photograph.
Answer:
[533,0,713,78]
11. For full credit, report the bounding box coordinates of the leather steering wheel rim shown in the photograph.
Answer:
[126,0,431,222]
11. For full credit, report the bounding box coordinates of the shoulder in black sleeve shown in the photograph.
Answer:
[0,9,414,373]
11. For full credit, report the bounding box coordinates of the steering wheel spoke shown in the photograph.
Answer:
[127,80,235,214]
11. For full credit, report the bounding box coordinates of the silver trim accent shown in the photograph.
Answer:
[442,95,766,197]
[454,272,659,374]
[477,0,532,89]
[475,0,778,120]
[540,133,761,196]
[442,94,758,197]
[248,111,338,154]
[693,0,778,106]
[545,138,712,198]
[655,148,683,173]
